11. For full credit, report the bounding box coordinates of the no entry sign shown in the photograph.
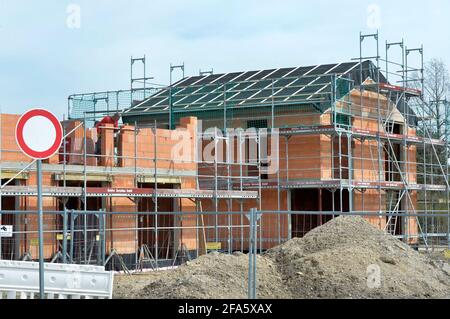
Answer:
[14,108,63,298]
[15,109,63,159]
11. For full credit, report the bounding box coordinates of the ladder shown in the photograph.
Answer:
[385,191,403,235]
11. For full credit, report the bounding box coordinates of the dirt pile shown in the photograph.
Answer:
[116,252,290,299]
[266,216,449,298]
[113,216,449,299]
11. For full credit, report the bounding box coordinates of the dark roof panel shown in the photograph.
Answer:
[178,76,204,86]
[194,74,224,86]
[266,67,296,79]
[231,71,259,82]
[248,69,277,81]
[332,62,359,74]
[287,66,316,77]
[123,60,416,123]
[307,63,339,75]
[215,72,244,84]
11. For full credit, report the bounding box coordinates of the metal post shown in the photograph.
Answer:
[153,121,159,268]
[37,159,45,299]
[169,86,173,129]
[247,208,253,299]
[285,136,292,240]
[214,129,218,243]
[143,55,146,91]
[96,211,101,265]
[195,126,201,259]
[404,46,409,244]
[1,107,3,260]
[169,63,185,130]
[63,114,67,188]
[0,195,2,261]
[223,84,227,132]
[445,100,450,249]
[338,132,343,212]
[276,136,281,244]
[70,210,75,262]
[226,134,232,254]
[287,190,292,240]
[347,133,353,212]
[83,113,88,264]
[256,129,262,254]
[134,123,138,268]
[224,84,232,253]
[102,212,106,265]
[98,210,106,265]
[62,208,68,264]
[248,208,256,299]
[83,214,87,264]
[239,131,244,252]
[252,209,258,299]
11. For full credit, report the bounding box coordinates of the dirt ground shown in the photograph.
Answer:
[113,216,450,299]
[115,252,290,299]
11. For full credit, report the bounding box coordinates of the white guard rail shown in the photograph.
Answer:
[0,260,114,299]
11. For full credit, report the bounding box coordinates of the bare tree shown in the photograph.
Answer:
[415,59,450,182]
[423,58,450,139]
[417,59,450,243]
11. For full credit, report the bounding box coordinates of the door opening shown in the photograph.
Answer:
[290,188,349,238]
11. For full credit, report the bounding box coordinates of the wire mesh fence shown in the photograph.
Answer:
[1,209,448,270]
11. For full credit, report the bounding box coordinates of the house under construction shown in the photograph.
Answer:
[0,33,449,269]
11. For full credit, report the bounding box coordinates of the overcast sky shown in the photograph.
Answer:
[0,0,449,118]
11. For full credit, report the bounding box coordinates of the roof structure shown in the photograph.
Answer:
[122,60,383,119]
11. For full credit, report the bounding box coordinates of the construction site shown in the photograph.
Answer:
[0,32,449,299]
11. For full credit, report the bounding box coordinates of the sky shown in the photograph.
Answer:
[0,0,449,118]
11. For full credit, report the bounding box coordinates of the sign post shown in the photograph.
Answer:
[15,109,63,299]
[36,159,44,298]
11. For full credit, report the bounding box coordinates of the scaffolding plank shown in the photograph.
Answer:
[361,82,422,97]
[1,186,258,199]
[353,128,446,146]
[240,180,447,192]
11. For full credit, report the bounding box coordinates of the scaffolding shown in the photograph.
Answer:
[0,114,263,269]
[118,31,449,248]
[1,32,449,271]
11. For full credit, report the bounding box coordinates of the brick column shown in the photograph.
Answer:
[178,117,199,252]
[118,125,136,167]
[100,123,114,167]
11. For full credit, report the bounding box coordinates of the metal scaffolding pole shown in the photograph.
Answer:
[5,31,450,273]
[153,121,159,269]
[247,207,257,300]
[83,112,88,264]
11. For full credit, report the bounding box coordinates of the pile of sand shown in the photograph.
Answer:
[136,252,290,299]
[113,216,449,299]
[266,216,449,298]
[114,252,290,299]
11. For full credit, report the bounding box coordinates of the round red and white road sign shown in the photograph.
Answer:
[15,109,63,160]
